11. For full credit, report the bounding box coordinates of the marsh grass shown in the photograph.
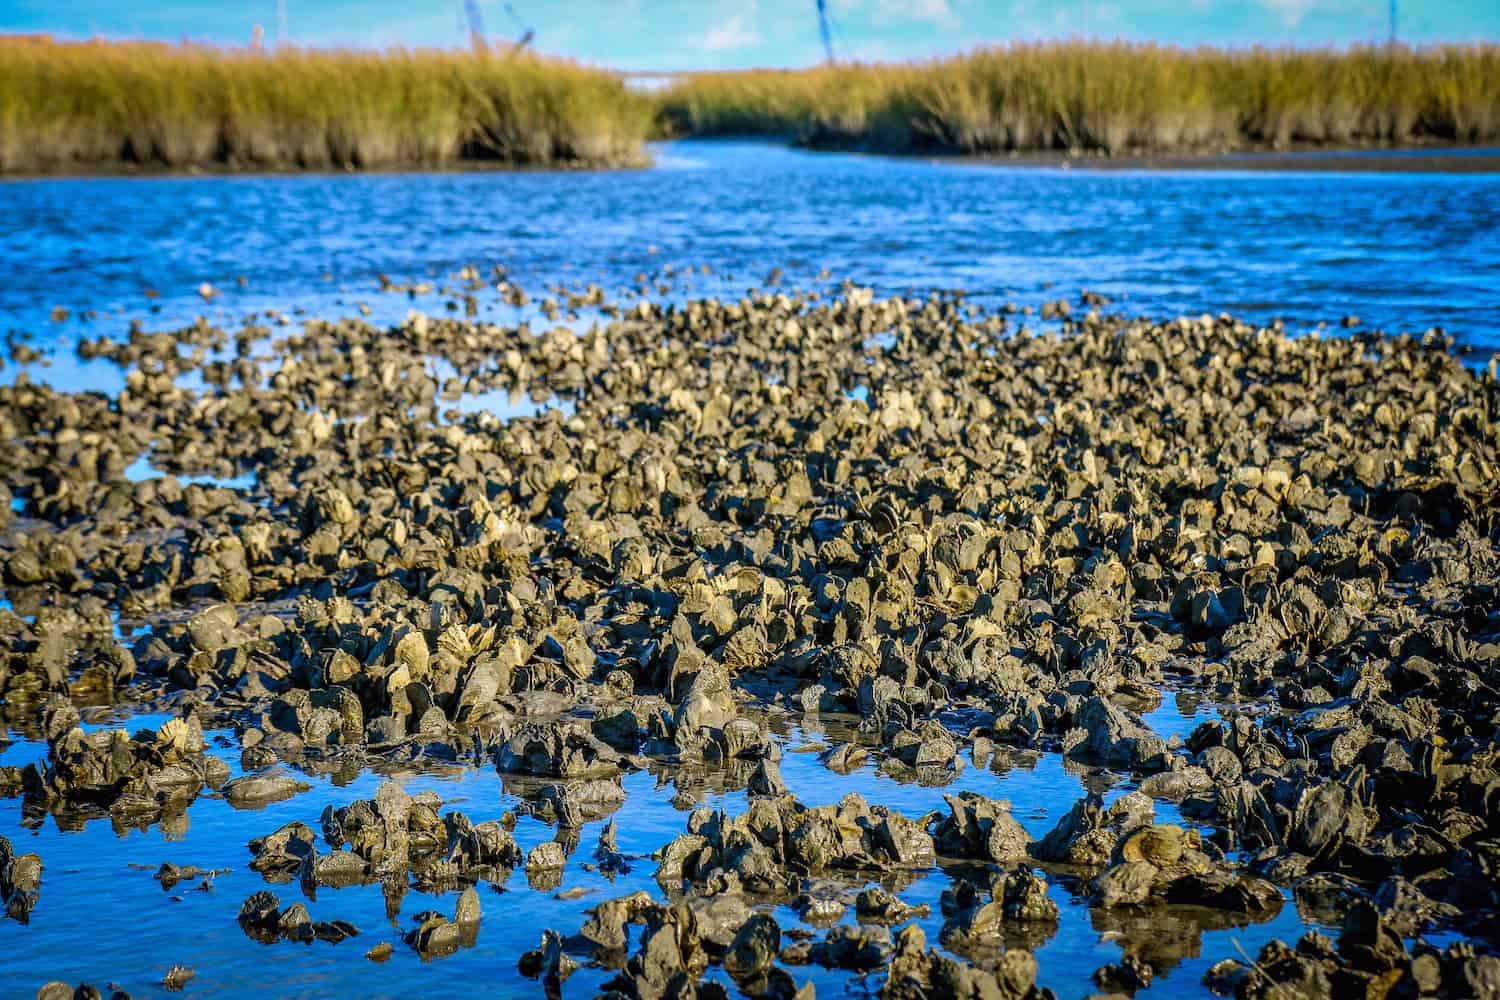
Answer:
[7,40,1496,172]
[0,41,654,172]
[658,42,1500,155]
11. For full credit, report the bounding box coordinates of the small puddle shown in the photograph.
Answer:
[0,734,48,771]
[1139,689,1221,742]
[0,353,128,398]
[0,596,34,626]
[427,357,576,424]
[123,456,257,492]
[440,386,577,424]
[113,610,151,644]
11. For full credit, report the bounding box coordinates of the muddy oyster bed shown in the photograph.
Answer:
[2,284,1500,999]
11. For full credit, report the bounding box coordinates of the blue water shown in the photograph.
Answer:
[1,141,1495,998]
[122,457,257,492]
[2,140,1498,371]
[0,711,1304,1000]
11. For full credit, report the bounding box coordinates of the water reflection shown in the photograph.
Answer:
[0,708,1311,999]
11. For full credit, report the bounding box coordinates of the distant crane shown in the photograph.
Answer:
[503,3,535,54]
[816,0,835,64]
[463,0,488,52]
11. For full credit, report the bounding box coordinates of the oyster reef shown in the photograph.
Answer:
[2,286,1499,999]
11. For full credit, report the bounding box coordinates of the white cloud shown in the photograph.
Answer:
[831,0,961,30]
[700,2,763,51]
[1259,0,1322,27]
[1090,2,1123,28]
[897,0,960,28]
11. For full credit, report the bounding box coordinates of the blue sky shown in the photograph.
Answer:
[2,0,1496,70]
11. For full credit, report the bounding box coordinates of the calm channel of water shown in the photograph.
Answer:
[3,139,1499,365]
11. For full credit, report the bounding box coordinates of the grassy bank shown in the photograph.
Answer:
[658,43,1500,155]
[6,40,1497,173]
[0,42,654,172]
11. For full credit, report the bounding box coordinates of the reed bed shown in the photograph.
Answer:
[658,42,1500,155]
[6,40,1496,172]
[0,41,655,172]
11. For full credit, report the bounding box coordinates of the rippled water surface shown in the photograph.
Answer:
[1,142,1498,998]
[3,140,1500,360]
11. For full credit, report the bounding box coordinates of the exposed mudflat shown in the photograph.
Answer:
[2,281,1499,999]
[965,146,1500,174]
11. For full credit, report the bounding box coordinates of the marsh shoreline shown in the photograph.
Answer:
[7,41,1500,178]
[965,146,1500,174]
[8,141,1500,180]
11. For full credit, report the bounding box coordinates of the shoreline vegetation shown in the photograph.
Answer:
[0,42,655,173]
[659,43,1500,156]
[0,39,1497,174]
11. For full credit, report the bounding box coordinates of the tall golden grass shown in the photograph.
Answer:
[0,41,655,172]
[5,40,1497,172]
[658,42,1500,154]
